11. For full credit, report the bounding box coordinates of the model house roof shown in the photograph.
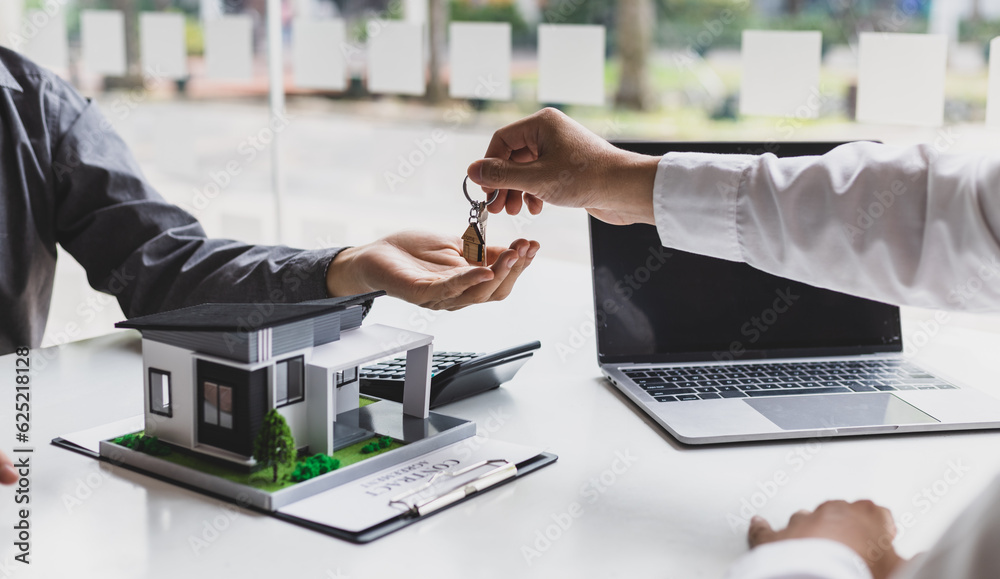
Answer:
[116,291,384,332]
[116,291,385,363]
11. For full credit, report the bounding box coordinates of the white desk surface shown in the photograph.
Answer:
[3,257,1000,579]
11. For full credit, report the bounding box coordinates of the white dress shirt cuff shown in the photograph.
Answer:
[725,539,873,579]
[653,152,755,262]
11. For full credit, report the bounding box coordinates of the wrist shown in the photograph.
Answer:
[325,246,374,297]
[601,151,658,225]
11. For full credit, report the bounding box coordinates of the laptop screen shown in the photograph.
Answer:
[591,142,902,365]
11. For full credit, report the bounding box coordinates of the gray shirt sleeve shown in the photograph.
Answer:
[49,91,341,317]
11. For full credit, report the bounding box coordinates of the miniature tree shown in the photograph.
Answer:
[252,409,296,483]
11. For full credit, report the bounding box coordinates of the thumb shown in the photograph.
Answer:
[748,516,778,548]
[469,157,541,193]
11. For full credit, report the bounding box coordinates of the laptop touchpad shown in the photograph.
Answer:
[745,394,939,430]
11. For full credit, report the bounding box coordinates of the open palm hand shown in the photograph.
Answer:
[326,231,539,310]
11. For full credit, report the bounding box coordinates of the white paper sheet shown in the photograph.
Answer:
[404,0,427,25]
[58,416,146,455]
[21,10,69,72]
[80,10,127,76]
[537,24,605,106]
[987,37,1000,126]
[278,437,543,533]
[366,21,425,96]
[449,22,511,101]
[856,32,947,126]
[140,12,187,80]
[739,30,822,118]
[204,15,254,81]
[293,18,347,90]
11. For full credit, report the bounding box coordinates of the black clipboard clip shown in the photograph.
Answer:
[388,459,517,517]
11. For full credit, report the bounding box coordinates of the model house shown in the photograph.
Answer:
[115,292,434,465]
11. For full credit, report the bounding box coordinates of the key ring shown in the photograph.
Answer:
[463,175,499,207]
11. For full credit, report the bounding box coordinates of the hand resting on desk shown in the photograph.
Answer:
[748,500,906,579]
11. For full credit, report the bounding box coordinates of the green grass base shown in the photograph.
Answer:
[110,429,404,493]
[332,436,401,470]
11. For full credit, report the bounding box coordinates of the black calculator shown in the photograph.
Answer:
[359,341,541,408]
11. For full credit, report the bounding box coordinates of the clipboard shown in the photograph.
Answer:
[274,451,557,543]
[52,418,557,543]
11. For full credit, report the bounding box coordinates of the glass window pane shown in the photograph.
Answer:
[150,374,163,410]
[203,382,218,426]
[287,357,304,402]
[276,357,304,405]
[218,386,233,429]
[150,369,171,416]
[274,362,288,405]
[342,366,357,383]
[161,374,171,409]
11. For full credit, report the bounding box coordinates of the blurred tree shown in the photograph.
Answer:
[428,0,447,103]
[655,0,751,50]
[540,0,613,27]
[449,0,531,46]
[615,0,654,110]
[111,0,138,69]
[104,0,145,88]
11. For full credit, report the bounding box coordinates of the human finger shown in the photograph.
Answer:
[504,190,523,215]
[525,193,544,215]
[494,148,540,214]
[0,451,17,485]
[416,266,494,309]
[748,516,778,548]
[788,509,813,526]
[469,157,546,202]
[434,249,519,310]
[816,499,850,513]
[486,240,539,301]
[475,114,544,201]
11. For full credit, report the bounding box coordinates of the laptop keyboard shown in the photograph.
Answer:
[622,359,956,402]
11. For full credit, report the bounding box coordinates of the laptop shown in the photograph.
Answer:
[591,141,1000,444]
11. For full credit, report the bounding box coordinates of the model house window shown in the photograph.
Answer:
[203,381,234,430]
[275,356,304,407]
[219,385,233,429]
[336,366,358,387]
[149,369,172,417]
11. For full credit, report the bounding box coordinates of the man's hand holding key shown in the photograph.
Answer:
[466,107,659,226]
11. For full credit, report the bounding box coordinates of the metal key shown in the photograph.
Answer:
[461,176,498,266]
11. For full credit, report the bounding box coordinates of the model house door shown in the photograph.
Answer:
[196,360,267,457]
[199,379,239,452]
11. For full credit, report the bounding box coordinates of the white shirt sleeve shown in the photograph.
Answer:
[653,141,1000,311]
[724,539,872,579]
[891,472,1000,579]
